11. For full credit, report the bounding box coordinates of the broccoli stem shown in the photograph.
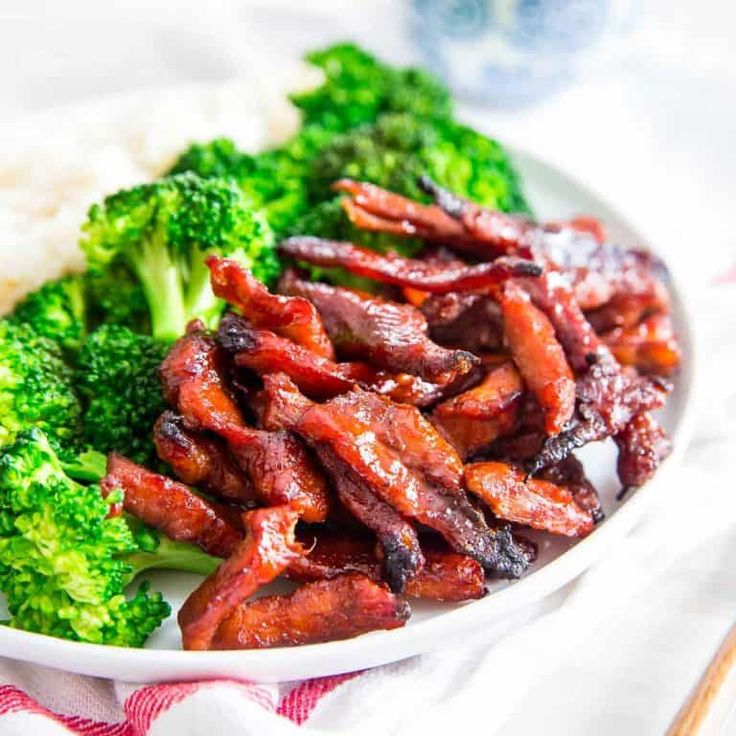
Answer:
[132,237,188,342]
[122,534,221,583]
[182,251,221,331]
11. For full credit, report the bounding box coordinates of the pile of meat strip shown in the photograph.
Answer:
[102,178,681,651]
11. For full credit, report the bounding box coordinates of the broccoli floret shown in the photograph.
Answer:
[169,127,333,236]
[0,430,219,647]
[308,113,530,214]
[75,326,168,465]
[0,320,82,458]
[291,43,452,133]
[80,172,280,342]
[84,263,150,334]
[8,275,87,356]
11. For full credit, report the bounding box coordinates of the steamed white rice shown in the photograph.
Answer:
[0,65,317,313]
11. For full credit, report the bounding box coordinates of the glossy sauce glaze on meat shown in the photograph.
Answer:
[105,175,680,651]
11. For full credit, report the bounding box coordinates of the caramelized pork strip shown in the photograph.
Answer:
[421,292,505,353]
[527,358,671,478]
[279,236,541,293]
[301,449,424,594]
[513,273,672,481]
[261,374,529,578]
[218,312,444,407]
[287,533,485,602]
[153,411,256,504]
[339,177,670,313]
[206,256,334,359]
[537,455,604,523]
[102,453,243,558]
[602,312,682,377]
[498,280,575,436]
[431,362,524,460]
[465,462,596,538]
[159,323,329,522]
[336,178,525,259]
[178,506,303,651]
[279,270,479,385]
[615,412,672,498]
[210,573,410,650]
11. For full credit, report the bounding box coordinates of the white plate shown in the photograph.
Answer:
[0,95,696,683]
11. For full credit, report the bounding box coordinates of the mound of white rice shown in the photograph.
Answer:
[0,65,317,313]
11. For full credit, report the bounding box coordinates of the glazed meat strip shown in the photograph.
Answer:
[601,313,681,377]
[206,256,334,359]
[178,506,303,651]
[431,362,524,460]
[465,462,596,538]
[279,236,541,293]
[210,573,410,650]
[314,448,425,593]
[159,321,329,522]
[260,373,530,578]
[279,269,479,386]
[514,273,672,482]
[287,533,485,602]
[102,453,243,558]
[614,412,672,497]
[218,312,444,407]
[416,176,670,314]
[536,455,604,523]
[337,177,670,314]
[498,280,575,436]
[153,410,256,504]
[421,292,505,353]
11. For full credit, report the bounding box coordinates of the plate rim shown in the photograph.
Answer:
[0,105,699,681]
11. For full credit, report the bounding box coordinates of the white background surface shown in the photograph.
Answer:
[1,1,736,734]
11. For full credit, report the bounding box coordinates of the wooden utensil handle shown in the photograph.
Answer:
[668,621,736,735]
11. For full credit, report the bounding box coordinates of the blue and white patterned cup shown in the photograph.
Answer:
[409,0,637,106]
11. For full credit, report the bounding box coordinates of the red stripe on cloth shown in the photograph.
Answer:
[0,684,130,735]
[124,679,276,734]
[276,672,363,725]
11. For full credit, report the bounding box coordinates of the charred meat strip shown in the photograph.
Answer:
[102,453,243,558]
[287,533,485,602]
[431,362,524,460]
[153,410,256,504]
[261,373,530,578]
[279,270,479,385]
[207,256,334,359]
[536,455,604,523]
[527,358,671,477]
[218,312,443,407]
[307,448,424,594]
[210,573,410,650]
[159,322,329,522]
[178,506,303,651]
[615,412,672,497]
[280,236,541,293]
[498,280,575,436]
[465,462,596,538]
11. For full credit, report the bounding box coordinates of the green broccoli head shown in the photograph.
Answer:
[80,172,280,341]
[8,275,87,355]
[0,320,82,458]
[0,430,220,647]
[84,263,150,335]
[0,429,168,646]
[168,127,333,236]
[308,113,530,214]
[291,43,452,133]
[75,325,168,465]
